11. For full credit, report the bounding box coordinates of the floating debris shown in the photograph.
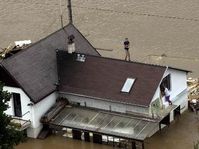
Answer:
[0,40,31,59]
[187,78,199,100]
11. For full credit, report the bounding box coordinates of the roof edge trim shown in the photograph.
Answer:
[34,89,56,104]
[70,51,167,69]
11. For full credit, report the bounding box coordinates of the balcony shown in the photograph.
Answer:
[9,111,31,131]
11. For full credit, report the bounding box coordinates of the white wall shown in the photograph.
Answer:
[3,86,58,138]
[3,86,32,121]
[171,89,188,114]
[151,68,187,104]
[151,68,187,103]
[32,92,57,128]
[165,68,187,99]
[150,68,188,120]
[59,93,149,115]
[163,68,188,111]
[27,92,57,138]
[151,87,161,103]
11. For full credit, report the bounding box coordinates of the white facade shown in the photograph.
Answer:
[150,68,188,120]
[27,92,57,138]
[3,86,57,138]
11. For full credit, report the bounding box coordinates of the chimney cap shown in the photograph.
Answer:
[68,34,75,40]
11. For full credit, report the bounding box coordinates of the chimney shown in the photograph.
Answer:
[67,35,75,54]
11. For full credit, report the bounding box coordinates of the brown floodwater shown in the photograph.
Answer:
[16,111,199,149]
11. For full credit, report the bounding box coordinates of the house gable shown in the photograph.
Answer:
[1,24,100,103]
[149,67,188,112]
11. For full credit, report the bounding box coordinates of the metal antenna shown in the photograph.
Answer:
[59,0,64,28]
[67,0,73,24]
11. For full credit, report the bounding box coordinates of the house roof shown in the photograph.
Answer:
[57,50,166,107]
[1,24,100,103]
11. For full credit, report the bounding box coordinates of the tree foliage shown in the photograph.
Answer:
[194,141,199,149]
[0,82,25,149]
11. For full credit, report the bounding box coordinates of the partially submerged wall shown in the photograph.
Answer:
[27,92,57,138]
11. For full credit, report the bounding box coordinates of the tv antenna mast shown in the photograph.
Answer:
[67,0,73,24]
[59,0,73,27]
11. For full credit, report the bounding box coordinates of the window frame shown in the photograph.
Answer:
[121,78,136,93]
[161,74,171,91]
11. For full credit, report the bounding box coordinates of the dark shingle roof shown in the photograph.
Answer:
[57,50,166,107]
[1,24,100,103]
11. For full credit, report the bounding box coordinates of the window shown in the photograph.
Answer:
[160,74,171,96]
[121,78,135,93]
[13,93,22,117]
[161,74,171,90]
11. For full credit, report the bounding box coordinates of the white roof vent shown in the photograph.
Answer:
[121,78,135,93]
[76,54,86,62]
[67,35,75,54]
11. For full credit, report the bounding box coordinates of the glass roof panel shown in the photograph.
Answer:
[50,107,158,141]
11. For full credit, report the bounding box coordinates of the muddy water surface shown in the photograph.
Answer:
[16,136,113,149]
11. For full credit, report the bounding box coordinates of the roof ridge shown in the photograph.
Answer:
[75,51,167,68]
[71,24,101,56]
[74,51,190,72]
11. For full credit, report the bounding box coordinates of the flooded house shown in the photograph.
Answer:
[0,23,189,148]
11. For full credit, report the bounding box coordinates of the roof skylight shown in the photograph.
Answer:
[121,78,135,93]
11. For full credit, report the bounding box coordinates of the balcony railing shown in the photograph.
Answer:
[9,111,31,131]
